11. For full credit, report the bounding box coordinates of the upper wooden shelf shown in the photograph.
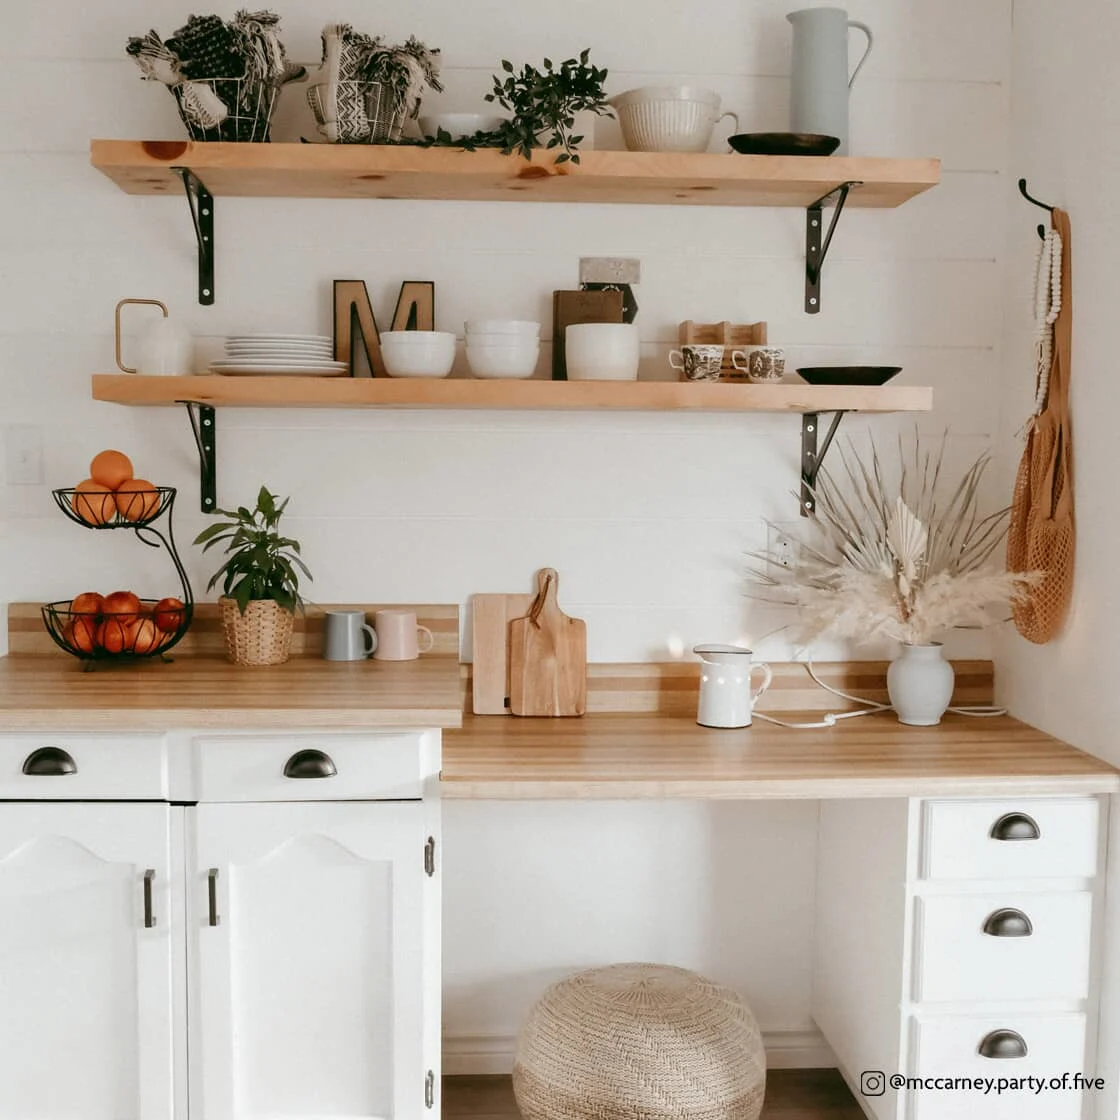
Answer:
[92,374,933,414]
[90,140,941,208]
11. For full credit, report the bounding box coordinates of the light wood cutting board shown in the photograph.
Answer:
[509,568,587,717]
[471,592,533,714]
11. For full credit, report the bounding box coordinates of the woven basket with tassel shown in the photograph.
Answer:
[219,597,294,666]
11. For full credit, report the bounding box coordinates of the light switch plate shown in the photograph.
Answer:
[579,257,641,285]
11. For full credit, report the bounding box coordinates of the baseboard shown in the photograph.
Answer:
[442,1027,835,1075]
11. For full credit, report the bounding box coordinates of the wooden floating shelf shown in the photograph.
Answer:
[92,375,933,414]
[90,140,940,208]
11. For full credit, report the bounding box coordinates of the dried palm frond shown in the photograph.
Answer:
[747,435,1041,646]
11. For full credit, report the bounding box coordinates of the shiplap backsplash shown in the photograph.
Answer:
[0,0,1013,1055]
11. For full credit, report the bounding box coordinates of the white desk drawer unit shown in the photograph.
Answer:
[920,798,1099,880]
[192,733,426,801]
[909,1013,1087,1120]
[913,891,1093,1003]
[0,734,168,800]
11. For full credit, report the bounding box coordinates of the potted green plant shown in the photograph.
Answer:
[483,49,611,163]
[193,486,312,666]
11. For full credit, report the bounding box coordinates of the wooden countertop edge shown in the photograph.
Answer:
[439,773,1120,800]
[0,708,464,730]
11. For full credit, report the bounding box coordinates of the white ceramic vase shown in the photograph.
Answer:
[887,643,954,726]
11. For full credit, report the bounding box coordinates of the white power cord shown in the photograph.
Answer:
[751,661,1007,729]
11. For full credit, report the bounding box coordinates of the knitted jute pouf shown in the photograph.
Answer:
[513,963,766,1120]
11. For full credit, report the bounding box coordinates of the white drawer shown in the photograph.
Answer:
[920,799,1099,880]
[913,891,1092,1003]
[0,734,168,800]
[193,733,425,801]
[909,1013,1086,1120]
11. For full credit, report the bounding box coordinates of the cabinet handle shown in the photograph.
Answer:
[283,749,338,779]
[22,746,77,776]
[978,1029,1028,1059]
[989,812,1040,841]
[144,869,156,928]
[208,868,220,927]
[982,907,1033,937]
[425,1069,435,1109]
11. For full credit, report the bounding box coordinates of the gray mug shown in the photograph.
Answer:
[323,610,378,661]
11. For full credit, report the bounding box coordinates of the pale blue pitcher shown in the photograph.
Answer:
[787,7,873,156]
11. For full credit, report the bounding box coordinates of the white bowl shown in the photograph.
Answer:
[565,322,640,380]
[465,319,541,337]
[418,113,507,140]
[608,85,735,153]
[464,332,541,347]
[466,340,540,379]
[381,331,456,377]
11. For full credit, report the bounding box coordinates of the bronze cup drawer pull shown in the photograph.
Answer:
[978,1029,1028,1059]
[982,907,1034,937]
[22,746,77,776]
[283,749,338,779]
[989,812,1041,841]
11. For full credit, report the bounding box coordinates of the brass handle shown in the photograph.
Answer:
[144,869,156,929]
[208,867,220,927]
[978,1029,1028,1059]
[114,298,168,374]
[982,907,1033,937]
[989,812,1041,841]
[22,746,77,775]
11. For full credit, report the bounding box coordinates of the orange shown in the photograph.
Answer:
[71,480,116,525]
[115,479,160,522]
[90,450,134,490]
[153,596,186,633]
[96,618,131,654]
[69,616,98,654]
[69,591,104,617]
[128,618,161,655]
[102,590,142,618]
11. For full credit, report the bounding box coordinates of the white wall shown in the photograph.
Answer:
[0,0,1012,1059]
[998,0,1120,1113]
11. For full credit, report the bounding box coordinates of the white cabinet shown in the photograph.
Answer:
[0,730,441,1120]
[0,802,181,1120]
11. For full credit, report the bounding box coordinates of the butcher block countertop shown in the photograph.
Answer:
[440,712,1120,799]
[0,655,464,730]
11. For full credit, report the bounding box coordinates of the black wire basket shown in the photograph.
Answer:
[53,485,176,529]
[41,599,194,661]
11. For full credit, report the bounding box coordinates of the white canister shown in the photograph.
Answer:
[565,322,640,380]
[693,644,773,728]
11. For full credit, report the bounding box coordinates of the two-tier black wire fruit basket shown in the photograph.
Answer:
[41,483,194,667]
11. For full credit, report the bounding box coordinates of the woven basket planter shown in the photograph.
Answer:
[514,963,766,1120]
[219,597,294,666]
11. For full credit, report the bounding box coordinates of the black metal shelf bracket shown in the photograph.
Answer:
[800,411,846,516]
[805,181,862,314]
[179,401,217,513]
[172,167,214,305]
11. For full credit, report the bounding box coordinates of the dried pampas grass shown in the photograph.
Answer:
[749,435,1041,646]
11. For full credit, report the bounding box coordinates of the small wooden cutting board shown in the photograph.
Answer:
[508,568,587,717]
[471,593,533,714]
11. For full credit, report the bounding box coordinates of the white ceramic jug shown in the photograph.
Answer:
[787,7,874,156]
[115,298,194,376]
[693,645,773,728]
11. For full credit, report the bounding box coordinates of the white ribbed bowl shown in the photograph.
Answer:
[610,85,724,153]
[466,340,540,379]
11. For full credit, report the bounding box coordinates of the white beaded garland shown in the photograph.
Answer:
[1031,228,1062,418]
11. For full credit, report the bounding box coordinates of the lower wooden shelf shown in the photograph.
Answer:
[443,1071,863,1118]
[92,374,932,414]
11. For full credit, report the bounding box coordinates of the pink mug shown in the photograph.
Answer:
[373,609,434,661]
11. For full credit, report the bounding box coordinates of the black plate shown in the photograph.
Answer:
[728,132,841,157]
[797,366,903,386]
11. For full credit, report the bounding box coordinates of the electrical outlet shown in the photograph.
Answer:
[579,257,641,285]
[766,523,800,575]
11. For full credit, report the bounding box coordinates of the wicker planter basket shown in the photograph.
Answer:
[219,597,294,666]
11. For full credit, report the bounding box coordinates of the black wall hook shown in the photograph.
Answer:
[1018,177,1054,240]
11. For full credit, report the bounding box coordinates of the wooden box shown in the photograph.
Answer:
[678,320,768,379]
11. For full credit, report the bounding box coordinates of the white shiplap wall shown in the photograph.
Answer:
[0,0,1012,1060]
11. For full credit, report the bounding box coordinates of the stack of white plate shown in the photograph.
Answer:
[211,335,347,377]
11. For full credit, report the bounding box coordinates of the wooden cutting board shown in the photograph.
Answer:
[471,593,533,714]
[509,568,587,717]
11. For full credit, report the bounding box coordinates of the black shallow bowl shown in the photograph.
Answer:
[797,366,903,386]
[728,132,841,157]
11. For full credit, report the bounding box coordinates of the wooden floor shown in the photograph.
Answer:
[444,1071,866,1118]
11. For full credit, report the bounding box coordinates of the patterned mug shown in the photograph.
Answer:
[732,346,786,383]
[669,344,724,382]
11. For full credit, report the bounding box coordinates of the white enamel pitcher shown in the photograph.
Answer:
[693,645,773,728]
[787,7,874,156]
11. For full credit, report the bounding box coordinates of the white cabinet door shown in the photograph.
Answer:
[0,803,178,1120]
[190,802,435,1120]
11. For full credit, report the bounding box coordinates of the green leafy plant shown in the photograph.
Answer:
[193,486,312,615]
[483,49,611,163]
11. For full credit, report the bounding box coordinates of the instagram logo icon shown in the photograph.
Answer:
[861,1071,886,1097]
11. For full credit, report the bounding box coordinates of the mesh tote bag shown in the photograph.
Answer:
[1007,208,1074,643]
